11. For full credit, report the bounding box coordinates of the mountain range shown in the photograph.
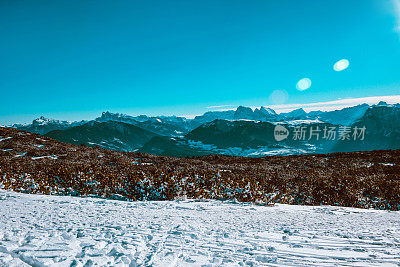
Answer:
[46,121,159,151]
[9,101,400,157]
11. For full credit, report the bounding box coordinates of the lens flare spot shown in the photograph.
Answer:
[333,59,349,72]
[296,78,312,91]
[269,89,288,105]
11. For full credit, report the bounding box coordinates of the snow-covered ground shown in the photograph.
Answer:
[0,191,399,266]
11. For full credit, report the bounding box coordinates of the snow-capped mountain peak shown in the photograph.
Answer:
[259,106,277,115]
[32,117,70,126]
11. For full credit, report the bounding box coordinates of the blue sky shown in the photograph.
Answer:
[1,0,400,124]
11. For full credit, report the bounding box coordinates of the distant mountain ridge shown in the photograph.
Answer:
[333,104,400,152]
[11,117,87,135]
[45,121,159,152]
[95,111,191,137]
[12,103,389,135]
[9,102,400,156]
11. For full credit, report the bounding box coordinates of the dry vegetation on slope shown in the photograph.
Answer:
[1,127,400,210]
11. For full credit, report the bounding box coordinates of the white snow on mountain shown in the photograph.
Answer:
[98,112,187,125]
[183,140,312,157]
[274,119,325,126]
[260,106,277,115]
[31,116,81,127]
[0,191,399,266]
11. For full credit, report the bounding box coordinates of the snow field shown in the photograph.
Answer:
[0,191,399,266]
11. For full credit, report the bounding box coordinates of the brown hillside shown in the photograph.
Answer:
[1,127,400,210]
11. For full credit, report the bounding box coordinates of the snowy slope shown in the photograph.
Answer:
[0,191,399,266]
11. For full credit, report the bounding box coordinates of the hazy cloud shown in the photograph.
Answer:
[206,105,235,109]
[266,95,400,113]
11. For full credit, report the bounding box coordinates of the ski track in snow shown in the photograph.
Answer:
[0,191,399,266]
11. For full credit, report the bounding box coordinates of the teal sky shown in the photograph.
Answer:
[1,0,400,124]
